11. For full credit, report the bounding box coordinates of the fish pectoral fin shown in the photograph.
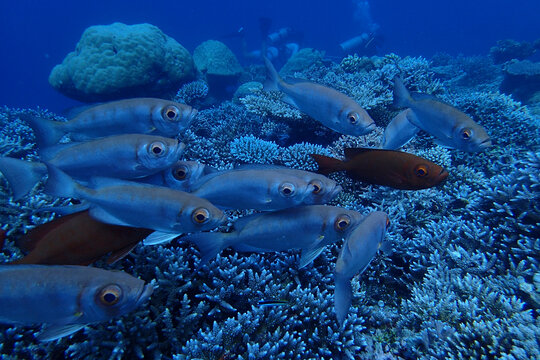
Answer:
[432,138,454,149]
[299,243,325,269]
[142,231,182,246]
[107,242,139,264]
[281,94,298,108]
[36,324,86,342]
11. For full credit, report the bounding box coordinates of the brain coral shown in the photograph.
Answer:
[49,22,195,102]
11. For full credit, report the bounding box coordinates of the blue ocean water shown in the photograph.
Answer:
[0,0,539,359]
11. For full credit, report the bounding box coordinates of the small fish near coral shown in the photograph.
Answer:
[0,134,185,199]
[0,265,153,341]
[387,76,492,152]
[11,210,152,266]
[311,148,449,190]
[189,164,341,210]
[22,98,197,146]
[334,211,390,325]
[263,56,376,136]
[186,204,366,267]
[43,165,227,235]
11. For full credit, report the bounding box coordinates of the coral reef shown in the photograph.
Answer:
[501,60,540,104]
[1,48,539,359]
[49,22,194,102]
[489,39,537,64]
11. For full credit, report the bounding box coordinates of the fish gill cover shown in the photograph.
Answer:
[0,11,539,360]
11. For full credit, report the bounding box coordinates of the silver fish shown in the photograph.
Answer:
[189,165,339,211]
[140,160,218,191]
[186,205,365,267]
[44,165,227,234]
[392,77,491,152]
[23,98,197,146]
[0,135,185,199]
[380,109,419,150]
[0,264,152,341]
[334,211,390,325]
[264,57,375,136]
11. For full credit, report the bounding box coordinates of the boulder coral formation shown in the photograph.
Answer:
[49,22,195,102]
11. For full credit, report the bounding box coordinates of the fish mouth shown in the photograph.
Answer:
[477,138,492,149]
[364,122,376,133]
[438,168,449,182]
[135,283,154,307]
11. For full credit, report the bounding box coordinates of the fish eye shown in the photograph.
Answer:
[163,106,180,121]
[149,142,166,157]
[98,285,122,306]
[414,164,429,177]
[310,180,323,194]
[173,165,188,180]
[192,208,210,224]
[279,183,296,197]
[461,128,472,140]
[334,214,351,232]
[347,112,358,124]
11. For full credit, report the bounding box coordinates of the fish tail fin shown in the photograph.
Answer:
[0,157,47,200]
[310,154,346,175]
[20,113,64,147]
[334,276,353,326]
[263,56,282,91]
[392,76,413,109]
[44,163,78,198]
[185,232,230,265]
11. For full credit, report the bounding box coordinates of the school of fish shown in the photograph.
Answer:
[0,57,492,338]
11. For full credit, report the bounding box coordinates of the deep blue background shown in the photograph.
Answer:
[0,0,538,112]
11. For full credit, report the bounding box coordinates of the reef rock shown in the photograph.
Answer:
[279,48,324,78]
[501,60,540,103]
[49,22,195,102]
[489,39,537,64]
[193,40,243,79]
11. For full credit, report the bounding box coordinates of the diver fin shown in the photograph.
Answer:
[299,244,325,269]
[142,231,181,246]
[0,157,47,200]
[334,276,353,326]
[107,243,139,264]
[37,324,85,342]
[310,154,346,175]
[20,113,65,147]
[392,76,413,109]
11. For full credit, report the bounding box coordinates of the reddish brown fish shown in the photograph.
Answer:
[11,211,152,265]
[311,148,448,190]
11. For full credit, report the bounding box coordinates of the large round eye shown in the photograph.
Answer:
[310,180,323,194]
[334,214,351,232]
[279,183,296,197]
[460,128,472,140]
[173,165,188,180]
[98,285,122,306]
[347,112,358,124]
[192,208,210,224]
[414,164,429,178]
[163,106,180,121]
[149,141,166,157]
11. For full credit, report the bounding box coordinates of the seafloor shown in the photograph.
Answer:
[0,53,539,359]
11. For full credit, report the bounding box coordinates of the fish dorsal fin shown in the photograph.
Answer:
[343,147,380,160]
[107,242,139,264]
[284,76,311,85]
[233,164,291,171]
[38,142,82,162]
[410,92,453,106]
[63,103,103,119]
